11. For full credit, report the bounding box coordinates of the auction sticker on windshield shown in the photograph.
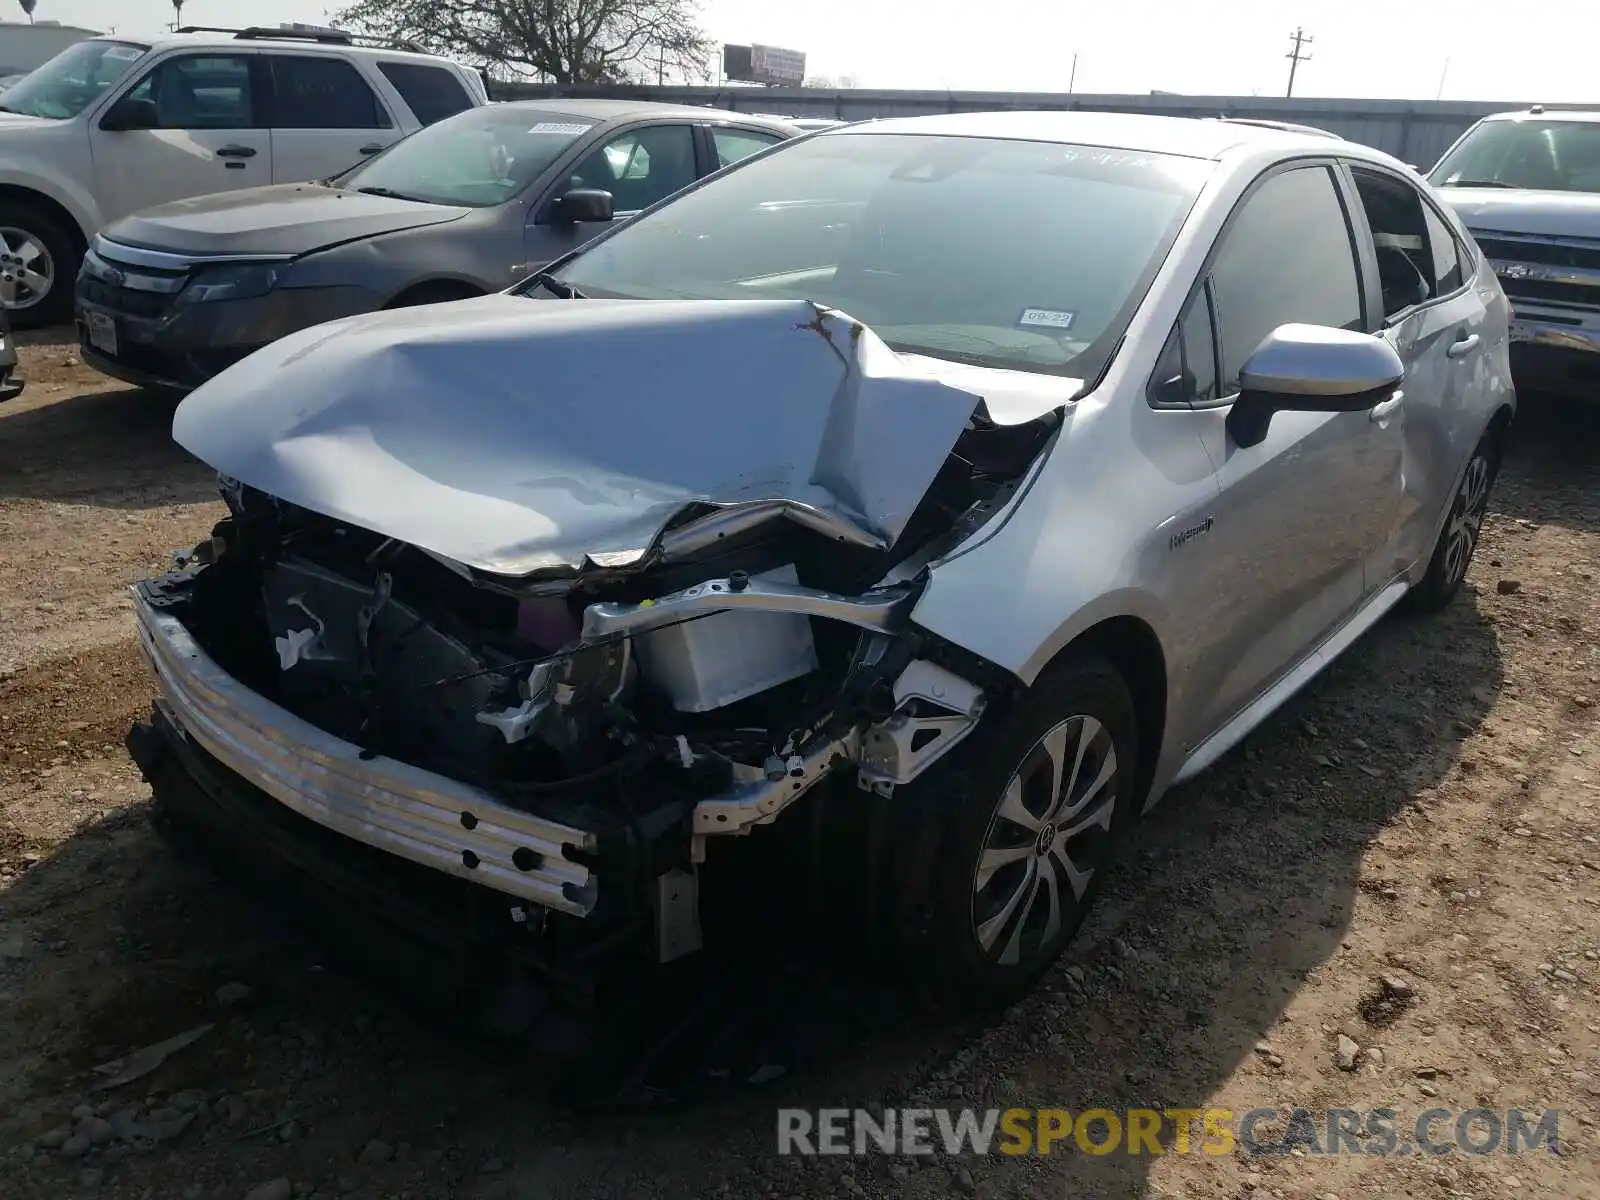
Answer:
[1018,308,1076,330]
[529,122,593,136]
[83,309,118,358]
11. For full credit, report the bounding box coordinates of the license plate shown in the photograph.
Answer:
[84,309,118,357]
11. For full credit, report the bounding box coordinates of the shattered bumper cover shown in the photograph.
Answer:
[131,583,600,916]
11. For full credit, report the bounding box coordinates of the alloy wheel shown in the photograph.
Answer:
[0,226,53,312]
[1443,451,1491,588]
[970,714,1120,968]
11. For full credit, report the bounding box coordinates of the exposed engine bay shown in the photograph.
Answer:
[133,296,1068,982]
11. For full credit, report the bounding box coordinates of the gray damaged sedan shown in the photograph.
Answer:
[128,112,1513,1014]
[74,99,800,392]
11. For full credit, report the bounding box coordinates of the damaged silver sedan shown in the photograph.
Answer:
[128,112,1514,1010]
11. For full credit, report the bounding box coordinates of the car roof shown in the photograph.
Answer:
[823,109,1354,161]
[119,31,471,68]
[1480,108,1600,124]
[493,97,801,131]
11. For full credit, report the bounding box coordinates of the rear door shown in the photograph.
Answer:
[91,52,271,222]
[265,53,402,183]
[1342,162,1490,585]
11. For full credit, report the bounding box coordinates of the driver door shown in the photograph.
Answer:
[524,123,700,269]
[91,53,272,223]
[1172,163,1401,748]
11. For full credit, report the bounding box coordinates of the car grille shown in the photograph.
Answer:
[1496,277,1600,309]
[79,276,171,319]
[1473,235,1600,272]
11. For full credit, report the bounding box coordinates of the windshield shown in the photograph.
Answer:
[0,39,148,120]
[337,106,598,207]
[552,132,1211,377]
[1430,119,1600,193]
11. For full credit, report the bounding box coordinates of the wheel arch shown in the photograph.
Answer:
[1053,615,1169,809]
[0,183,90,255]
[384,278,486,309]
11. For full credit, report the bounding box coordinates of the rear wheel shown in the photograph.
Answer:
[0,201,79,329]
[1405,430,1501,613]
[908,651,1141,1008]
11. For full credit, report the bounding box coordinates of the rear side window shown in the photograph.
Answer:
[270,56,389,129]
[377,62,473,127]
[713,127,783,169]
[1209,166,1363,391]
[1421,202,1464,295]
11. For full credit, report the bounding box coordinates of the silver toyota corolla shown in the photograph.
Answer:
[128,111,1513,1012]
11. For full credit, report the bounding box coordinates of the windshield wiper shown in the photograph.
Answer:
[354,185,431,203]
[1440,179,1517,189]
[523,271,584,300]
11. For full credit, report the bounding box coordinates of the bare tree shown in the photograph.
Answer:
[334,0,713,85]
[17,0,36,24]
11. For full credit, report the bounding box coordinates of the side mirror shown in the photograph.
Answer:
[1227,323,1405,448]
[101,97,158,132]
[550,188,614,225]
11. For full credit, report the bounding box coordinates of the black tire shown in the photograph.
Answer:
[904,650,1141,1009]
[1403,428,1502,614]
[0,200,80,329]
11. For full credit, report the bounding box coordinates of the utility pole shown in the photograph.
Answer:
[1285,27,1312,98]
[1067,52,1077,95]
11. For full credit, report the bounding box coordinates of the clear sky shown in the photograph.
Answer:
[21,0,1600,103]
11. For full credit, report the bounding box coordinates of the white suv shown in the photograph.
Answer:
[0,25,488,326]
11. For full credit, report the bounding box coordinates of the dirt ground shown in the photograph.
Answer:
[1,328,1598,1200]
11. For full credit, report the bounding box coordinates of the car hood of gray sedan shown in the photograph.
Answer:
[1437,186,1600,240]
[170,296,985,578]
[104,184,471,259]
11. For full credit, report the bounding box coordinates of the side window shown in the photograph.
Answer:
[377,62,473,127]
[1350,167,1434,319]
[1421,202,1464,295]
[1149,287,1219,408]
[564,125,698,213]
[713,128,782,169]
[1210,166,1363,392]
[270,56,390,130]
[122,55,257,130]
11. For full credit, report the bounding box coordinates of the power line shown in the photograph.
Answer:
[1285,27,1313,98]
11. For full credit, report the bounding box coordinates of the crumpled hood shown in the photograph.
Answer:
[171,296,983,578]
[105,184,470,259]
[1440,187,1600,240]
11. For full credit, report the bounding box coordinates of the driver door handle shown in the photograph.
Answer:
[1369,389,1404,422]
[216,144,257,159]
[1447,332,1481,359]
[359,143,384,156]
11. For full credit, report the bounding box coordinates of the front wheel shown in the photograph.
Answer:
[910,651,1141,1009]
[1404,430,1501,613]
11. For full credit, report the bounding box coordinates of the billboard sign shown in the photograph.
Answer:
[722,43,806,85]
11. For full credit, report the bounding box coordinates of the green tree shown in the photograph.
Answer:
[333,0,713,84]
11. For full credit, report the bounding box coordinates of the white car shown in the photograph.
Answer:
[0,25,487,326]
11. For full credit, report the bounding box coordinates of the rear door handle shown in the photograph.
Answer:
[216,144,257,159]
[1447,332,1481,359]
[359,143,384,156]
[1369,389,1404,422]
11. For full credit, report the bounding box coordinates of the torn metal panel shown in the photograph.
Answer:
[170,296,982,578]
